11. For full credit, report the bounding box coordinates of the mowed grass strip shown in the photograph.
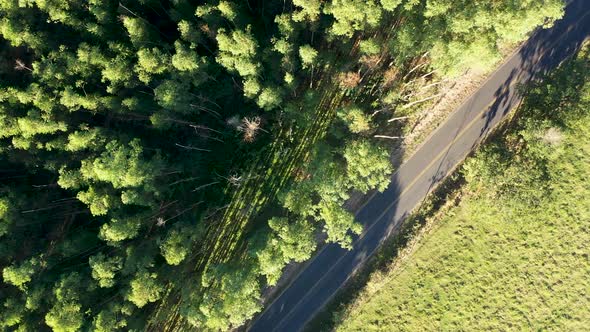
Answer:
[335,48,590,332]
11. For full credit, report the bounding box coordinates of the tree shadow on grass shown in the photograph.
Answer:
[303,1,590,330]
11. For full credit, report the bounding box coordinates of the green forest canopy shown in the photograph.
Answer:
[0,0,563,331]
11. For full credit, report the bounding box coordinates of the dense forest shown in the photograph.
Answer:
[0,0,563,331]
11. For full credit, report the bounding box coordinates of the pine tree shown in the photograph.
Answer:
[127,271,164,308]
[89,253,123,288]
[324,0,383,37]
[343,140,392,193]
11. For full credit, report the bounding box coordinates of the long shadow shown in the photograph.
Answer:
[480,0,590,136]
[431,0,590,201]
[248,1,590,331]
[248,26,414,332]
[198,88,339,272]
[413,0,590,284]
[249,143,405,332]
[149,84,342,332]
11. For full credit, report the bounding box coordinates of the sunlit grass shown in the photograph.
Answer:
[335,59,590,331]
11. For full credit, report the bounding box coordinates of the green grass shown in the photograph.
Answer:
[334,46,590,332]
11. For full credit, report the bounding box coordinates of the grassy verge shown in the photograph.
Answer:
[306,172,467,332]
[320,43,590,331]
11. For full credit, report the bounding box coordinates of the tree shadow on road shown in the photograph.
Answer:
[305,173,465,332]
[304,1,590,330]
[480,0,590,136]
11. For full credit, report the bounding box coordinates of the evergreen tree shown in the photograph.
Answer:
[343,140,393,193]
[127,271,164,308]
[324,0,383,37]
[0,0,565,330]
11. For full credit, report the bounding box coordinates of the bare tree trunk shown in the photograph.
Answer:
[403,79,448,99]
[168,177,200,187]
[387,116,409,123]
[175,143,211,152]
[402,93,444,109]
[419,70,437,80]
[32,183,59,188]
[15,59,33,72]
[119,2,172,40]
[161,117,222,136]
[419,79,447,91]
[189,124,222,134]
[158,170,182,177]
[404,70,438,89]
[190,104,221,118]
[192,182,220,192]
[370,109,384,118]
[309,64,314,89]
[22,206,59,214]
[161,201,203,223]
[403,62,428,80]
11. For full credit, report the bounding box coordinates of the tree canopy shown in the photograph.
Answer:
[0,0,563,330]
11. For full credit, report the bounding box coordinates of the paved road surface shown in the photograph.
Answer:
[249,1,590,331]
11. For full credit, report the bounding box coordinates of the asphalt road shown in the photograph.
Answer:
[249,1,590,331]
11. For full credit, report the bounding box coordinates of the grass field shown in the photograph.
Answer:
[333,45,590,332]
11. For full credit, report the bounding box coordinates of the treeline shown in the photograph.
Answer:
[0,0,564,331]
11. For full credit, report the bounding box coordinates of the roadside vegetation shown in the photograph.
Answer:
[0,0,564,331]
[325,42,590,331]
